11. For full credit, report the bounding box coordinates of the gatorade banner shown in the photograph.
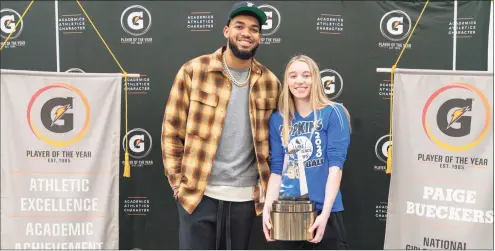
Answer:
[384,69,494,250]
[0,70,121,249]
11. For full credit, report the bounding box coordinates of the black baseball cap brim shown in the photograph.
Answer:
[229,7,267,26]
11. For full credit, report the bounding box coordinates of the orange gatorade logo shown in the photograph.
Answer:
[422,83,491,152]
[27,83,90,147]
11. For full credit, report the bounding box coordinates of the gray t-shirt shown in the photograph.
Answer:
[207,66,258,187]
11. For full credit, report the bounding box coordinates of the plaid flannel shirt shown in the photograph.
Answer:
[162,46,281,215]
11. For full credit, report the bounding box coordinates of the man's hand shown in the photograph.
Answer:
[172,186,179,200]
[252,187,260,201]
[308,212,330,243]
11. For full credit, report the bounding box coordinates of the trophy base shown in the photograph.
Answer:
[270,200,316,241]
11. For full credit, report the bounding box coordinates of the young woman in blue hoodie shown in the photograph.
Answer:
[262,55,351,249]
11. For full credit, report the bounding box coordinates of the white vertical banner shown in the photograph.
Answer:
[384,69,493,250]
[0,69,121,249]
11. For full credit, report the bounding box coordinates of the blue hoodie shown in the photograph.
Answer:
[269,103,351,212]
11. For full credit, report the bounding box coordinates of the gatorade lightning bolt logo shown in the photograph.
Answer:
[122,128,152,159]
[446,106,471,130]
[0,8,23,39]
[393,21,400,29]
[52,104,71,127]
[422,83,491,151]
[320,69,343,100]
[27,83,90,147]
[120,5,152,36]
[133,15,142,25]
[380,10,411,41]
[258,4,281,36]
[324,81,331,88]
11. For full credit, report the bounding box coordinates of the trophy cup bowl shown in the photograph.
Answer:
[270,199,317,241]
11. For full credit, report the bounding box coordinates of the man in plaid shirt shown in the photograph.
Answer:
[162,2,281,249]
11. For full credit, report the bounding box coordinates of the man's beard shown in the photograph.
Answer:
[229,38,259,60]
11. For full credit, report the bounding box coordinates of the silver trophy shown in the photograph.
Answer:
[271,148,316,241]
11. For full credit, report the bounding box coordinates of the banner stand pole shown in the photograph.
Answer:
[0,69,140,78]
[377,68,493,75]
[377,68,393,73]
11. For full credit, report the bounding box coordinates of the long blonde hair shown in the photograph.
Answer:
[278,55,351,146]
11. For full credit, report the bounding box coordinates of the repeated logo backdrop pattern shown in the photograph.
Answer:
[0,1,490,249]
